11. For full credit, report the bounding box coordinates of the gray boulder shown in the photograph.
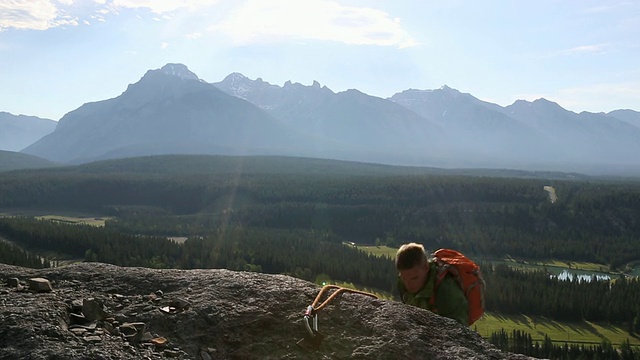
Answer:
[27,277,53,293]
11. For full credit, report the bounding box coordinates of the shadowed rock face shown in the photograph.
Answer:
[0,263,536,360]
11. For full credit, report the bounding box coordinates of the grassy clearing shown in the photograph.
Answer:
[354,244,396,259]
[1,210,110,227]
[35,215,109,227]
[474,313,640,347]
[533,259,610,272]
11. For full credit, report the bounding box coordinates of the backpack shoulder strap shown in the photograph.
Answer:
[428,254,465,310]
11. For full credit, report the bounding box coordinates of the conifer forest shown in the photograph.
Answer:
[2,155,640,358]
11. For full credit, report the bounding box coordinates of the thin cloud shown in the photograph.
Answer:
[0,0,77,31]
[561,44,608,55]
[161,42,169,49]
[107,0,219,14]
[0,0,222,31]
[1,0,416,49]
[210,0,418,48]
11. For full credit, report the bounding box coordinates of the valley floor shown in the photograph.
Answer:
[476,313,640,348]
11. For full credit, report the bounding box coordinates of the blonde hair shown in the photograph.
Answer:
[395,243,428,270]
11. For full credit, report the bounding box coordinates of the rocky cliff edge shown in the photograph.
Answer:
[0,263,536,360]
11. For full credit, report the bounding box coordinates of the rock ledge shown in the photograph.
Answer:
[0,262,535,359]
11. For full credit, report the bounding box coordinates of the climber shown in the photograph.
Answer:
[395,243,469,325]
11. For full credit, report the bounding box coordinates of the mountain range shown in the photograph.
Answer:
[9,63,640,175]
[0,112,56,152]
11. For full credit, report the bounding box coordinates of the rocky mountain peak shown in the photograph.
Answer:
[388,86,467,108]
[0,262,534,359]
[158,63,200,81]
[217,72,259,99]
[390,86,462,99]
[532,98,564,110]
[282,80,310,89]
[436,85,464,100]
[279,80,333,96]
[221,72,248,84]
[508,98,569,115]
[511,99,530,107]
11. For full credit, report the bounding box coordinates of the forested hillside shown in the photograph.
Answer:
[0,238,48,268]
[0,155,638,269]
[2,216,640,328]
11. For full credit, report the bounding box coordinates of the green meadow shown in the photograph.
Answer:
[474,313,640,347]
[351,244,396,259]
[1,211,109,227]
[35,215,108,227]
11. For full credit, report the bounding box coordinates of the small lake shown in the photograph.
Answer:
[487,259,636,282]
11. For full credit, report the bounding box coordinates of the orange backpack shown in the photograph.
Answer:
[429,248,485,325]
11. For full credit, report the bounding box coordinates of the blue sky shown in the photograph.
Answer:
[1,0,638,120]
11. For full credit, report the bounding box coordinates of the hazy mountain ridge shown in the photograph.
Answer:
[214,74,446,158]
[6,154,587,180]
[214,72,640,173]
[23,65,317,163]
[0,150,59,172]
[12,63,640,175]
[0,112,57,152]
[608,109,640,129]
[388,88,553,163]
[501,99,640,162]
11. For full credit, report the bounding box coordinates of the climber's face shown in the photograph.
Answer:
[399,260,429,293]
